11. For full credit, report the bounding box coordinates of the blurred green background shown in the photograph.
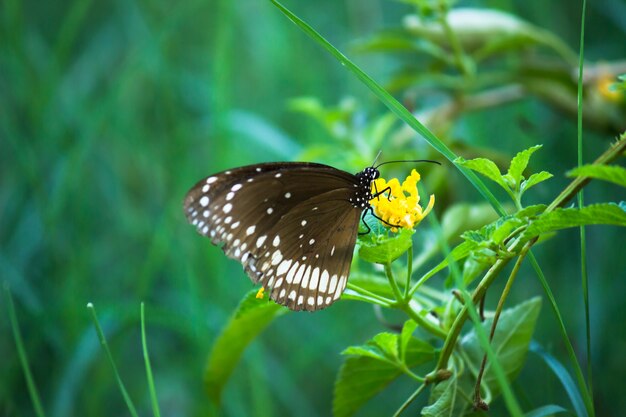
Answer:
[1,0,625,416]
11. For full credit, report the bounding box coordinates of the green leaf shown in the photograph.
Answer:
[567,164,626,188]
[462,297,542,400]
[204,290,287,403]
[521,171,553,194]
[507,145,543,188]
[524,404,569,417]
[455,157,507,190]
[400,320,418,363]
[334,355,404,417]
[523,203,626,240]
[530,342,588,417]
[335,332,434,417]
[421,371,458,417]
[358,228,414,264]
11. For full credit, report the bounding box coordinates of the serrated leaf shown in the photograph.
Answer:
[334,356,405,417]
[342,345,394,363]
[204,290,287,403]
[521,171,553,194]
[455,157,507,190]
[523,203,626,240]
[567,164,626,188]
[335,332,434,417]
[462,297,542,400]
[358,228,414,264]
[507,145,543,188]
[373,332,400,360]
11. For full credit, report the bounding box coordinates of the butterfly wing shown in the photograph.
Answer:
[183,162,363,311]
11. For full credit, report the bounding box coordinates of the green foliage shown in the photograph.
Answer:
[204,290,287,403]
[358,228,415,264]
[422,298,542,416]
[522,203,626,240]
[462,297,542,400]
[456,145,553,207]
[334,321,435,417]
[567,164,626,188]
[3,0,625,416]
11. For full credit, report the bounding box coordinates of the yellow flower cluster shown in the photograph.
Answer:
[369,169,435,232]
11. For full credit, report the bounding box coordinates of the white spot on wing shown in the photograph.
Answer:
[319,271,329,292]
[309,268,320,290]
[231,184,242,191]
[301,220,307,227]
[267,207,274,215]
[246,225,256,236]
[272,236,280,247]
[309,239,315,245]
[285,262,299,284]
[226,192,234,201]
[288,290,296,301]
[271,250,283,265]
[206,177,218,184]
[293,263,306,285]
[223,203,232,213]
[200,196,209,207]
[329,274,338,294]
[284,192,291,198]
[277,260,292,276]
[256,236,267,248]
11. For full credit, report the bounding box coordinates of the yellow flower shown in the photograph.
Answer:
[369,169,435,232]
[596,73,624,103]
[255,287,265,299]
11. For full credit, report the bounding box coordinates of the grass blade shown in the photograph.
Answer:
[530,341,587,417]
[5,284,47,417]
[141,303,162,417]
[87,302,139,417]
[269,0,506,217]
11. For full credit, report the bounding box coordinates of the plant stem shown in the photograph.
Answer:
[5,284,47,417]
[385,262,404,302]
[385,262,447,339]
[473,245,530,407]
[404,245,413,299]
[392,383,427,417]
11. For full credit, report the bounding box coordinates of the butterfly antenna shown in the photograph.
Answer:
[371,150,383,168]
[374,159,441,169]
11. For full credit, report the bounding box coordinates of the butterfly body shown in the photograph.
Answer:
[184,162,380,311]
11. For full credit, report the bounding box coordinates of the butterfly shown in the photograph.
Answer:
[183,159,437,312]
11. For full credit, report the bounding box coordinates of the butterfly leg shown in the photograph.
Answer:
[371,185,393,202]
[358,209,372,235]
[366,206,402,229]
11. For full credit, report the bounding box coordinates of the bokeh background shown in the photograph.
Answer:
[1,0,625,416]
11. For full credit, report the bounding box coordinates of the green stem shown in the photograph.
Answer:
[88,303,139,417]
[436,238,524,371]
[473,246,530,407]
[141,303,162,417]
[404,245,413,299]
[5,284,47,417]
[576,0,594,407]
[392,383,427,417]
[385,262,447,339]
[385,263,404,302]
[346,283,394,307]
